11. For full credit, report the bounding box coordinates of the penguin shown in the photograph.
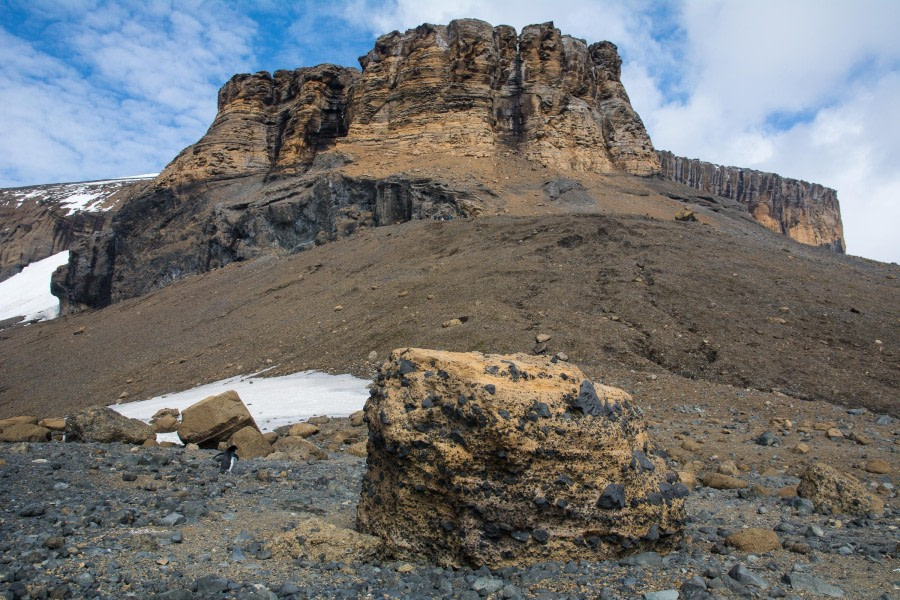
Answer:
[216,445,239,474]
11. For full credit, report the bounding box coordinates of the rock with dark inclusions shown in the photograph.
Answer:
[357,348,685,568]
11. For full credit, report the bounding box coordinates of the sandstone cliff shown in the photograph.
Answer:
[344,20,658,174]
[158,19,658,187]
[656,151,845,252]
[47,19,848,313]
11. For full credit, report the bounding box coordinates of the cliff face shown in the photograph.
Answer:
[656,151,845,252]
[156,65,359,187]
[0,176,154,282]
[344,20,658,174]
[158,19,658,187]
[47,19,847,313]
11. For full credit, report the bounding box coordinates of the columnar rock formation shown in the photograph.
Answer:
[358,348,686,567]
[39,18,849,313]
[158,19,658,188]
[343,20,658,174]
[656,151,845,252]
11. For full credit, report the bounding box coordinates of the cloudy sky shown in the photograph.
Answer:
[1,1,897,262]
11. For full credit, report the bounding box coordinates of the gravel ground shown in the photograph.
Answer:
[1,416,897,600]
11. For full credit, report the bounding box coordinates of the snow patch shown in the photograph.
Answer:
[111,370,371,443]
[7,173,158,214]
[0,250,69,322]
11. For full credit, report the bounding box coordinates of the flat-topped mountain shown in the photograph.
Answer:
[31,19,842,314]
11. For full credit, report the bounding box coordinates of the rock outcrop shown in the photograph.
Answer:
[159,20,657,187]
[797,462,884,516]
[357,348,686,568]
[344,20,658,174]
[0,177,153,282]
[656,151,845,252]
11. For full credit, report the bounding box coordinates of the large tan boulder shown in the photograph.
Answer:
[798,462,884,515]
[357,349,686,568]
[177,390,257,447]
[0,423,51,443]
[65,407,154,444]
[228,426,273,459]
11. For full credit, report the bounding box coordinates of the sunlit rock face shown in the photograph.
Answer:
[358,348,686,568]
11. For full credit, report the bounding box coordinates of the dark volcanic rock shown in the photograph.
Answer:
[357,348,685,568]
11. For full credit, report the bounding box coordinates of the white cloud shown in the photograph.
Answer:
[0,1,256,187]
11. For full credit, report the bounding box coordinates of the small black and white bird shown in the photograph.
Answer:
[215,445,239,474]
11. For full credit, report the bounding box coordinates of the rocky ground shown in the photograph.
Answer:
[1,398,896,600]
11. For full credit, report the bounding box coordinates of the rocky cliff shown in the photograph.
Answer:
[47,19,848,313]
[158,19,658,188]
[656,151,845,252]
[0,176,154,282]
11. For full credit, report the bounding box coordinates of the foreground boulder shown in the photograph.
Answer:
[177,390,258,447]
[65,407,154,444]
[357,348,686,568]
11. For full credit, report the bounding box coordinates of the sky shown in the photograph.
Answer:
[0,1,897,263]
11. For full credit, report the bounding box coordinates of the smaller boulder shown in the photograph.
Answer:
[151,408,180,433]
[349,411,365,427]
[37,418,66,431]
[0,416,38,430]
[66,407,154,444]
[228,426,273,459]
[725,528,779,554]
[863,459,890,474]
[271,436,327,460]
[675,208,697,222]
[287,423,319,438]
[0,424,51,443]
[701,473,749,490]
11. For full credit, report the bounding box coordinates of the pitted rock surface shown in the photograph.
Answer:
[357,348,686,567]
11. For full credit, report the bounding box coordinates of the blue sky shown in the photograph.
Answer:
[1,0,898,263]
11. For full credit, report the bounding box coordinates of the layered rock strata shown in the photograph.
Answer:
[358,348,686,568]
[159,19,658,187]
[656,151,845,252]
[344,20,658,174]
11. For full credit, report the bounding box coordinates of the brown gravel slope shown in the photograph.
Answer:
[0,175,896,420]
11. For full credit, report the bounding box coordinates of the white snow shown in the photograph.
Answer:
[8,173,158,214]
[111,369,371,444]
[0,250,69,322]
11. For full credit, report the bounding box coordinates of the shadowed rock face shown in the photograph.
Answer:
[656,151,845,252]
[358,348,686,567]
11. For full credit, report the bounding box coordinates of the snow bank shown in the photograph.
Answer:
[111,370,371,443]
[0,251,69,322]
